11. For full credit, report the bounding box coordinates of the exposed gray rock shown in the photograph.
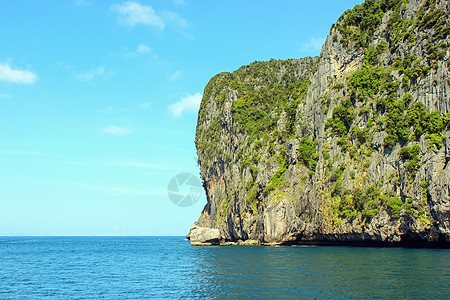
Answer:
[189,224,221,246]
[263,198,297,244]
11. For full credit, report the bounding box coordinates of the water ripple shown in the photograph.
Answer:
[0,237,449,298]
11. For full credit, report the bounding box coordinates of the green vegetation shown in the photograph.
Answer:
[325,98,354,137]
[426,133,444,149]
[330,163,345,182]
[298,138,320,172]
[228,59,319,201]
[364,40,388,66]
[336,0,407,50]
[195,116,222,165]
[328,183,412,221]
[399,144,421,160]
[349,64,388,98]
[337,185,382,220]
[418,2,450,67]
[385,195,403,218]
[196,59,317,172]
[393,55,429,82]
[382,97,409,148]
[232,91,278,138]
[399,144,421,181]
[336,0,386,49]
[420,180,428,201]
[325,0,448,154]
[197,59,320,202]
[407,105,444,136]
[231,61,314,141]
[327,70,446,150]
[332,82,344,90]
[264,161,288,196]
[335,0,448,72]
[444,113,450,128]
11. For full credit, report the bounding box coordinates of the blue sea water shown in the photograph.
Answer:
[0,237,449,299]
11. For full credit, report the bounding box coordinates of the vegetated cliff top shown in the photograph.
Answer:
[193,0,450,246]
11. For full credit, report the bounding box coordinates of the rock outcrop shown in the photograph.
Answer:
[188,224,221,246]
[193,0,450,247]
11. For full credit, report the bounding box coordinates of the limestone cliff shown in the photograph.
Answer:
[194,0,450,246]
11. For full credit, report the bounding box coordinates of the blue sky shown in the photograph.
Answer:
[0,0,362,236]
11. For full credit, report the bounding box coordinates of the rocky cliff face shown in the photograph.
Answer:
[194,0,450,246]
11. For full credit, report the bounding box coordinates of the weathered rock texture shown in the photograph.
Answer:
[193,0,450,246]
[189,224,221,246]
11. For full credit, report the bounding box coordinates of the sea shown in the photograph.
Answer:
[0,237,448,299]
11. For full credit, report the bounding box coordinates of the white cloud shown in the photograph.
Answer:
[111,2,165,30]
[161,10,187,28]
[100,125,133,136]
[168,93,202,117]
[137,44,151,54]
[0,62,37,84]
[111,2,188,32]
[76,66,110,81]
[168,70,182,81]
[300,37,326,55]
[126,44,157,58]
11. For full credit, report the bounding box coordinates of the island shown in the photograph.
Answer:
[189,0,450,247]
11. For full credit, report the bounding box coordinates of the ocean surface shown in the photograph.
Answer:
[0,237,449,299]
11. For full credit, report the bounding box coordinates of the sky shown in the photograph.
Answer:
[0,0,363,236]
